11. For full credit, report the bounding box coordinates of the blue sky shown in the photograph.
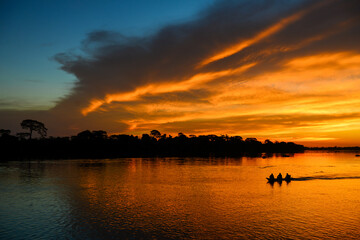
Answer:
[0,0,214,110]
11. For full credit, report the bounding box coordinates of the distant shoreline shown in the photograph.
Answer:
[306,147,360,151]
[3,130,360,160]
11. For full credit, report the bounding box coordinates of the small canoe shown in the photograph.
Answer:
[267,177,291,182]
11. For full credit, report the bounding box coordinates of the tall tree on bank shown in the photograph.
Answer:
[20,119,47,139]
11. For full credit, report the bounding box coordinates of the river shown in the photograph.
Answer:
[1,151,360,239]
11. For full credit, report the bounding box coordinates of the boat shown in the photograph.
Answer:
[356,154,360,157]
[266,177,291,183]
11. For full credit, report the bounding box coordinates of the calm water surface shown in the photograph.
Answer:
[1,151,360,239]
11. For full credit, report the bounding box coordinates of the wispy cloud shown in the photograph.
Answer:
[198,0,330,67]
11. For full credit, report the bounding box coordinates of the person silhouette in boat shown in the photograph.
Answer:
[269,173,275,181]
[277,173,282,181]
[285,173,291,181]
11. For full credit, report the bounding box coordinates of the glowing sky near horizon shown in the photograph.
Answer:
[1,0,360,146]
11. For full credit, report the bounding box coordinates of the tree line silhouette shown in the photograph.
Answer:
[1,119,305,160]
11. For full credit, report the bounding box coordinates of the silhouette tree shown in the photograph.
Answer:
[17,132,30,140]
[0,129,11,137]
[92,130,107,139]
[178,132,186,138]
[142,134,151,141]
[150,130,161,140]
[20,119,47,139]
[76,130,92,140]
[245,138,258,143]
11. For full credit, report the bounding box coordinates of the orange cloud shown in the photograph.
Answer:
[81,63,256,116]
[198,1,328,67]
[81,99,105,116]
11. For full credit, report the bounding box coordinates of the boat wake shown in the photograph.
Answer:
[259,165,275,169]
[292,175,360,181]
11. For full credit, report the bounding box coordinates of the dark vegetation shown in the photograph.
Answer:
[1,120,305,160]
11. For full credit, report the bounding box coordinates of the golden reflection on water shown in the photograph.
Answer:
[70,152,360,239]
[1,152,360,239]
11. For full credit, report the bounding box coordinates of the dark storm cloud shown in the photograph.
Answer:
[54,0,359,109]
[53,0,311,107]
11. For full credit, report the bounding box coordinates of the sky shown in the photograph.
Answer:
[1,0,360,147]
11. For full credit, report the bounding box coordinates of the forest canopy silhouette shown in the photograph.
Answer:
[1,120,306,160]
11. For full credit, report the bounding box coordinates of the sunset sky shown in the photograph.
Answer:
[1,0,360,146]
